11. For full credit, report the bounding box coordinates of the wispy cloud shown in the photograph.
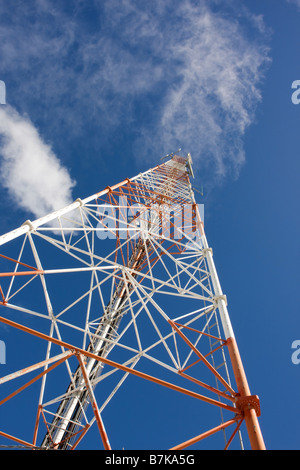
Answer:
[0,0,271,214]
[130,1,271,182]
[0,106,75,219]
[286,0,300,9]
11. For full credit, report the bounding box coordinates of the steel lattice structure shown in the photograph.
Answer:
[0,154,265,450]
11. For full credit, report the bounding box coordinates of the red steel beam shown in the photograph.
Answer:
[170,417,241,450]
[226,337,266,450]
[0,315,239,416]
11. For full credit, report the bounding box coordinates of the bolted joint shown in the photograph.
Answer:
[202,247,213,257]
[22,220,35,232]
[213,294,227,307]
[235,394,261,417]
[75,198,84,206]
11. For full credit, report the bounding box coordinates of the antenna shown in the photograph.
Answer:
[160,148,182,161]
[186,152,194,178]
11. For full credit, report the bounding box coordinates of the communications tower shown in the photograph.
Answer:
[0,154,265,450]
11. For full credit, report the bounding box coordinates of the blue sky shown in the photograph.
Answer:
[0,0,299,450]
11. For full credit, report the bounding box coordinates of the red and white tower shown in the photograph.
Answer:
[0,154,265,450]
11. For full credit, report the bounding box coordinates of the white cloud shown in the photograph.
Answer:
[287,0,300,9]
[0,106,75,219]
[131,1,271,181]
[0,0,271,196]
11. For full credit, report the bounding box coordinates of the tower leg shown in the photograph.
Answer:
[193,201,266,450]
[227,337,266,450]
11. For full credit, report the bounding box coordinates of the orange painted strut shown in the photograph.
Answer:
[0,315,239,416]
[0,253,38,270]
[169,320,236,396]
[226,336,266,450]
[170,417,241,450]
[0,352,74,407]
[76,353,111,450]
[0,270,44,277]
[0,430,37,449]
